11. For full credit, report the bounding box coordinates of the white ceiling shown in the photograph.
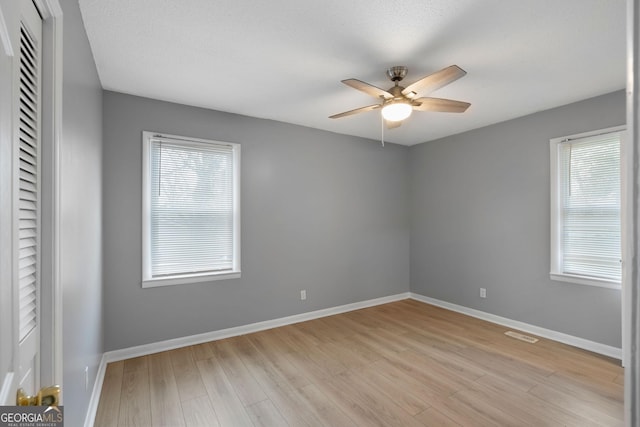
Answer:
[78,0,626,146]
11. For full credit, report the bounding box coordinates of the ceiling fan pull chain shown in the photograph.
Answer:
[380,112,385,147]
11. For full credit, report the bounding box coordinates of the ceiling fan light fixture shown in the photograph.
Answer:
[381,101,412,122]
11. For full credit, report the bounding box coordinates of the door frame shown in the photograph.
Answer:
[33,0,63,392]
[626,1,640,424]
[0,0,19,405]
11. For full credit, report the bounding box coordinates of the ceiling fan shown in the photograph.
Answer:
[329,65,471,128]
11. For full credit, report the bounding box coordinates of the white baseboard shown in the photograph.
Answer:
[102,292,410,364]
[83,356,108,427]
[409,292,622,360]
[83,292,410,427]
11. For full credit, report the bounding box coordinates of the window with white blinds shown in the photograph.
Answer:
[550,127,623,288]
[142,132,241,287]
[17,21,40,341]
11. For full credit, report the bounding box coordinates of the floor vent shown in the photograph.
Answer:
[504,331,539,343]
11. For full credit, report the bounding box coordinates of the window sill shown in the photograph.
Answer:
[142,270,241,288]
[549,272,621,290]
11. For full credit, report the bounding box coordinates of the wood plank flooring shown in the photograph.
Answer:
[94,299,624,426]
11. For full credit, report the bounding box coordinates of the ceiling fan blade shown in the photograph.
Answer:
[385,120,402,129]
[402,65,467,97]
[412,97,471,113]
[342,79,393,99]
[329,104,381,119]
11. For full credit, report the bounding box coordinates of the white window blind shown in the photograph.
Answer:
[552,129,622,285]
[17,21,40,341]
[142,132,240,286]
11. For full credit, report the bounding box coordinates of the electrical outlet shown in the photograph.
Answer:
[480,288,487,298]
[300,290,307,300]
[84,366,89,391]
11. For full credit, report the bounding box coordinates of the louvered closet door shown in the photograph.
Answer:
[16,0,42,395]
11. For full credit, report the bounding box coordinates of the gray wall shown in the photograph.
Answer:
[409,90,625,348]
[61,1,103,425]
[102,91,410,351]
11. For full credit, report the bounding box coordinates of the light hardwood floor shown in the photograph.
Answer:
[94,299,624,426]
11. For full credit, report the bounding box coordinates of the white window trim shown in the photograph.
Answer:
[549,125,625,289]
[141,131,241,288]
[549,272,622,289]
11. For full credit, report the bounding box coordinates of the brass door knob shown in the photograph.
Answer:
[38,385,60,406]
[16,388,37,406]
[16,385,61,406]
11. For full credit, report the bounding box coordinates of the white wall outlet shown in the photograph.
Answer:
[84,366,89,391]
[300,290,307,300]
[480,288,487,298]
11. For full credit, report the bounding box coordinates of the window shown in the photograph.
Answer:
[142,132,240,287]
[550,126,624,288]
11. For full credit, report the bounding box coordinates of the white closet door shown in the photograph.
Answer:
[15,0,42,395]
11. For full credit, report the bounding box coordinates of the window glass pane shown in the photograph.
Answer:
[558,133,621,281]
[149,139,234,277]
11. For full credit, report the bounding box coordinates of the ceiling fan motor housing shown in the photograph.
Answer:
[387,86,405,98]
